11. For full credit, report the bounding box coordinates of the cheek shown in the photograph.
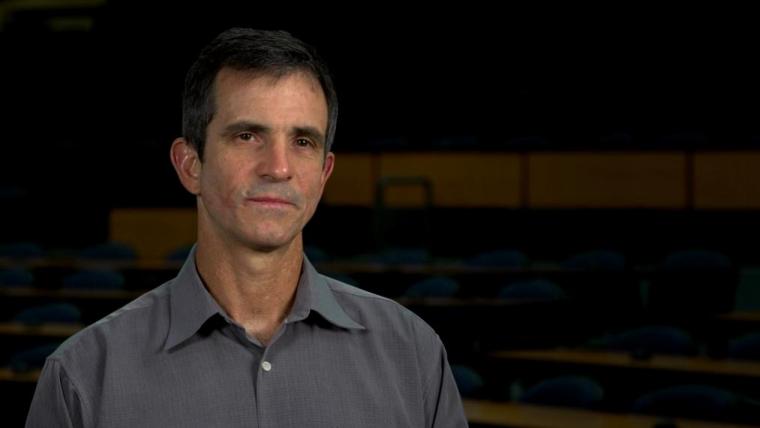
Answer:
[301,172,328,213]
[303,169,327,198]
[202,163,243,209]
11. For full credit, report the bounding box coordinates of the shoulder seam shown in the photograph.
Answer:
[53,285,170,358]
[324,280,394,302]
[92,285,170,328]
[45,357,93,424]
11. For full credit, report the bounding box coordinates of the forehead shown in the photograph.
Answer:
[211,68,328,128]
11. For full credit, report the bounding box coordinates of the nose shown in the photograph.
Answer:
[256,140,292,182]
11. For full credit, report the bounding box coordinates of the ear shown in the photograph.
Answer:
[170,138,202,195]
[320,151,335,187]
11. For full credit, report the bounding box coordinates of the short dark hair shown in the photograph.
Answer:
[182,28,338,160]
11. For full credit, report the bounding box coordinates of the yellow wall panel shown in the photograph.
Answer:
[528,152,687,208]
[323,154,375,206]
[695,152,760,209]
[379,153,522,207]
[110,208,196,259]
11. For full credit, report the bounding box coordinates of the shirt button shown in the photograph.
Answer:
[261,361,272,372]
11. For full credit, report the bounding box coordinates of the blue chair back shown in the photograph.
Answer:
[14,303,82,324]
[590,325,697,355]
[498,279,565,300]
[0,242,43,258]
[520,375,604,408]
[62,269,125,290]
[450,364,484,397]
[79,242,136,260]
[10,343,62,372]
[0,268,34,287]
[465,250,527,268]
[728,333,760,360]
[633,385,736,420]
[404,276,460,298]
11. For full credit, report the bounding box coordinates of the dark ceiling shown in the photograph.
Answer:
[1,3,758,209]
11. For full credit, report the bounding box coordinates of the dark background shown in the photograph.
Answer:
[1,3,759,253]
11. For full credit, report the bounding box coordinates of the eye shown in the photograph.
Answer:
[295,138,315,148]
[238,132,256,142]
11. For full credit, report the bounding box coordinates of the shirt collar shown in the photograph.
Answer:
[297,256,365,331]
[164,245,223,350]
[164,245,364,350]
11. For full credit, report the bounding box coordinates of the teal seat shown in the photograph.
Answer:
[589,325,697,356]
[498,279,565,300]
[10,343,61,372]
[404,276,460,298]
[450,364,484,397]
[465,250,527,268]
[561,250,626,271]
[728,333,760,360]
[633,385,736,420]
[520,375,604,409]
[14,303,81,325]
[0,242,43,258]
[80,242,136,260]
[0,268,34,287]
[62,269,126,290]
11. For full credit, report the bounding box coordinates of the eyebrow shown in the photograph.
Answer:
[222,121,270,137]
[222,121,326,147]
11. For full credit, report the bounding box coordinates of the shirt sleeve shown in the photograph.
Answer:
[25,358,86,428]
[423,335,469,427]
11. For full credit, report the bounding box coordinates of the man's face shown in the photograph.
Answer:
[193,68,334,251]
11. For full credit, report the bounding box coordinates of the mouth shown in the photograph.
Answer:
[245,197,295,208]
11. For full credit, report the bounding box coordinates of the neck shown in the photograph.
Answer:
[195,225,304,346]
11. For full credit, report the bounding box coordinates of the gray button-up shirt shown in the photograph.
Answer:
[25,249,467,427]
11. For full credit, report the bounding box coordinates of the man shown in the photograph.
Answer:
[26,28,467,427]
